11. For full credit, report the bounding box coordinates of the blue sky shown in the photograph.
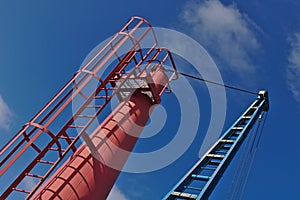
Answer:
[1,0,300,199]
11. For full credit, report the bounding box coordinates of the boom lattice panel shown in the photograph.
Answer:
[163,91,269,200]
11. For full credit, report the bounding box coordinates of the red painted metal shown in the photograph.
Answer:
[0,17,178,200]
[31,70,168,200]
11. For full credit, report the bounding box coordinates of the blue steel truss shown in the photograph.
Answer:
[163,90,269,200]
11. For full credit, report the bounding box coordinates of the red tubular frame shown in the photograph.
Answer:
[0,16,177,199]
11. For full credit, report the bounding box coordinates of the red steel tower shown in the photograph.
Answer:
[0,17,178,200]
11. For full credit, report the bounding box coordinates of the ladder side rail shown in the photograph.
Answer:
[1,33,155,200]
[23,50,146,199]
[0,74,78,157]
[26,47,179,198]
[0,29,131,157]
[0,16,166,199]
[163,94,267,200]
[197,98,266,199]
[27,47,178,198]
[162,97,261,200]
[0,24,153,176]
[0,16,155,159]
[1,49,144,199]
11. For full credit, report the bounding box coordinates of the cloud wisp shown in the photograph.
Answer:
[0,95,13,131]
[180,0,260,75]
[287,33,300,105]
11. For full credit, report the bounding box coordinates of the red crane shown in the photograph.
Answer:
[0,16,178,200]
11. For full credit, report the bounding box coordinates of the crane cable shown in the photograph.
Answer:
[239,112,268,199]
[226,111,268,200]
[233,114,263,200]
[226,121,260,200]
[234,119,261,199]
[163,68,259,96]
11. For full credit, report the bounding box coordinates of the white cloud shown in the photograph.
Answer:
[287,33,300,105]
[107,185,128,200]
[181,0,260,74]
[0,95,13,131]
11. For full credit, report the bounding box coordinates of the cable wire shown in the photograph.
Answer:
[163,68,259,96]
[226,111,268,200]
[229,122,260,200]
[239,112,268,199]
[226,114,263,200]
[236,121,261,199]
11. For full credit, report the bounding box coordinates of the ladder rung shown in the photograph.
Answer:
[68,125,85,129]
[208,160,221,166]
[220,139,235,143]
[191,174,210,181]
[171,191,198,199]
[76,115,95,118]
[95,95,108,99]
[207,154,225,159]
[48,148,66,152]
[85,105,103,109]
[12,187,30,194]
[37,160,55,165]
[58,136,76,140]
[184,186,203,191]
[242,116,252,119]
[105,87,116,90]
[25,173,43,179]
[232,127,243,130]
[251,107,258,109]
[215,150,227,154]
[201,166,217,171]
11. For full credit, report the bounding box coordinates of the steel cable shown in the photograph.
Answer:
[239,112,268,199]
[228,121,260,200]
[162,68,259,96]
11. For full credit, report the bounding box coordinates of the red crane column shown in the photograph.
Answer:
[0,16,178,200]
[32,70,169,200]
